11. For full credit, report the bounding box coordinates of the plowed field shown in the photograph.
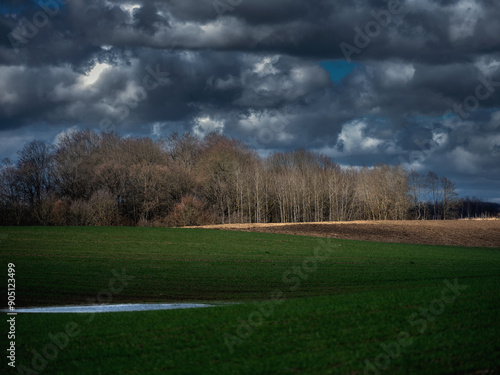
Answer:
[198,219,500,247]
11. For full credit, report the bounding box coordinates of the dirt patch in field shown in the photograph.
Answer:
[196,220,500,247]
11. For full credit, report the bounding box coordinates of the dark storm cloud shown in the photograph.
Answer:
[0,0,499,200]
[1,0,498,64]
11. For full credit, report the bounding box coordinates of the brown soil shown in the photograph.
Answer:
[196,220,500,248]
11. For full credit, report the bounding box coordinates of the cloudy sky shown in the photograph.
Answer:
[1,0,499,202]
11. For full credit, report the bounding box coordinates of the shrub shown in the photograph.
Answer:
[51,199,69,226]
[69,200,93,226]
[166,196,209,227]
[89,189,118,226]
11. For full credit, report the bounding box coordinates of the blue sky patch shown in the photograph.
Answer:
[0,0,63,15]
[319,60,357,83]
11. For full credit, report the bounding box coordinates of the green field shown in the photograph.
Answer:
[1,227,499,374]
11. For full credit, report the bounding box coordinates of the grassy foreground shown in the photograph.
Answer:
[0,227,499,374]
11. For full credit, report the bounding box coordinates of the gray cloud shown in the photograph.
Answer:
[0,0,499,201]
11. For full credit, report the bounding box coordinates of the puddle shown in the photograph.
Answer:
[4,303,214,313]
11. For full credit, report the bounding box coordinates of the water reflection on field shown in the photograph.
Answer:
[6,303,214,313]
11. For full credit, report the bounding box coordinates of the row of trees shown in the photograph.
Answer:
[409,170,458,220]
[0,130,497,226]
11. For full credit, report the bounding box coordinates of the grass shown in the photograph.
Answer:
[0,226,499,374]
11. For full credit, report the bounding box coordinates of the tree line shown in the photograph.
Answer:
[0,130,497,226]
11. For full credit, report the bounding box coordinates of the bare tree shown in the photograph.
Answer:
[440,176,458,219]
[1,130,471,225]
[16,140,55,224]
[426,171,441,219]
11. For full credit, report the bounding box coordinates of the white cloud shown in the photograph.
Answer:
[475,56,500,78]
[383,62,415,85]
[151,122,166,138]
[120,3,141,15]
[313,120,397,158]
[79,62,112,87]
[431,130,448,148]
[253,56,280,76]
[239,111,261,130]
[336,120,383,153]
[193,116,225,137]
[238,109,295,143]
